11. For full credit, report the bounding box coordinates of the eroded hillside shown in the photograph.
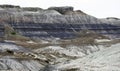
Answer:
[0,5,119,39]
[0,5,120,71]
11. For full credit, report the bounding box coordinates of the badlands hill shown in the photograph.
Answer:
[0,5,119,39]
[0,5,119,71]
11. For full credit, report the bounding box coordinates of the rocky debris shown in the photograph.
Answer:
[0,42,49,71]
[0,42,48,61]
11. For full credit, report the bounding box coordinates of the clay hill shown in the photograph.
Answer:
[0,5,119,40]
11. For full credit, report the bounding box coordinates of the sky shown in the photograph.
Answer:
[0,0,120,18]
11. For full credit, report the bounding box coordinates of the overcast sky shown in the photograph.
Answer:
[0,0,120,18]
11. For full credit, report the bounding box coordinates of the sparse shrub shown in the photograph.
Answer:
[11,32,16,35]
[4,24,30,41]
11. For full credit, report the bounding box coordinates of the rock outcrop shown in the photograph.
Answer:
[48,6,74,14]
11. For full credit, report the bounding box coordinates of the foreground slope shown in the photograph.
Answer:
[0,40,120,71]
[53,43,120,71]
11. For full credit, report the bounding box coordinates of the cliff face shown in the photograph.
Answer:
[0,6,120,39]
